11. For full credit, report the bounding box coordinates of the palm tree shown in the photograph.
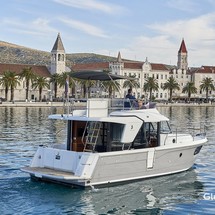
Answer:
[19,67,36,101]
[182,82,197,102]
[0,71,10,101]
[57,72,77,98]
[50,73,60,99]
[200,77,215,103]
[32,76,50,102]
[5,71,20,101]
[143,76,159,101]
[123,75,140,91]
[102,80,121,98]
[162,76,180,102]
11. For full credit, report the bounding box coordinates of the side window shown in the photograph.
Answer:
[110,123,124,142]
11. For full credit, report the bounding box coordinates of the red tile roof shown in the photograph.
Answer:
[0,63,51,77]
[72,61,169,72]
[151,63,169,71]
[178,39,187,53]
[193,66,215,74]
[124,62,143,69]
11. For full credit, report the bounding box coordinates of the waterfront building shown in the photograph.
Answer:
[0,33,68,101]
[0,63,50,101]
[191,66,215,99]
[0,35,214,101]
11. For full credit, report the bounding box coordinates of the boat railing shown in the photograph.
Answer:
[168,122,207,143]
[66,98,140,116]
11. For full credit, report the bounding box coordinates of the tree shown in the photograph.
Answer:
[182,82,197,102]
[200,77,215,103]
[50,73,60,99]
[32,76,50,102]
[0,71,10,101]
[56,72,78,98]
[123,75,140,91]
[143,76,159,101]
[19,67,36,101]
[5,71,20,101]
[162,76,180,102]
[102,80,121,98]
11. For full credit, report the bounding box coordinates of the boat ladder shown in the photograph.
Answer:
[83,122,101,152]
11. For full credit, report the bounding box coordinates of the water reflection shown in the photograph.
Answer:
[0,106,214,214]
[0,168,204,215]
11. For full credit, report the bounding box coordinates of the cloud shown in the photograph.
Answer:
[53,0,126,14]
[120,35,177,64]
[58,17,109,38]
[166,0,200,13]
[0,17,57,36]
[147,13,215,46]
[96,12,215,66]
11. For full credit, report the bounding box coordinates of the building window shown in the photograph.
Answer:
[161,74,163,79]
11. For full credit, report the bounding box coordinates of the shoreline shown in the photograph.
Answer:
[0,101,215,108]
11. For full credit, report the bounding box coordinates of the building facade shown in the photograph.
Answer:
[72,39,215,101]
[0,33,66,101]
[0,36,214,101]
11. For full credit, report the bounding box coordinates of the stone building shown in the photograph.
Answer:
[191,66,215,99]
[72,38,215,100]
[0,33,67,101]
[0,35,214,101]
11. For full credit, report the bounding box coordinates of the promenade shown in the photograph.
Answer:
[0,101,215,107]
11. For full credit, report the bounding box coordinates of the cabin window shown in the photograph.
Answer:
[133,122,156,148]
[110,123,124,142]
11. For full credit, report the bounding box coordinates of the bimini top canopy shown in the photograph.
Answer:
[70,70,136,81]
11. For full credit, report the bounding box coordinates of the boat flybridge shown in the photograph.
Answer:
[21,71,208,188]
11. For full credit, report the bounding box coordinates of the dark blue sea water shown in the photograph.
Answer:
[0,106,215,215]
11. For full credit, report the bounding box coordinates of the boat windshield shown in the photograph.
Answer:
[160,121,172,133]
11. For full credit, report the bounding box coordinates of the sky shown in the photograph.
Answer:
[1,0,215,67]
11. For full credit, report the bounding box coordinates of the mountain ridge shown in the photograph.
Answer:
[0,40,117,67]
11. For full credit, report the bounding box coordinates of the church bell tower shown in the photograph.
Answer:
[51,33,66,75]
[177,38,188,70]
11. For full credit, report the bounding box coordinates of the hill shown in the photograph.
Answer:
[0,41,117,67]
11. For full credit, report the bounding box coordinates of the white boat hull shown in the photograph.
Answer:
[22,140,205,188]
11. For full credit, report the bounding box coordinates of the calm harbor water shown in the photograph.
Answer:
[0,106,215,215]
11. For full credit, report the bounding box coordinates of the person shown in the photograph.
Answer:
[124,89,136,108]
[136,99,144,109]
[125,89,136,100]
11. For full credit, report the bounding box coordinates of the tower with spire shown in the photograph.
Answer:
[50,33,66,75]
[177,38,188,70]
[109,51,124,76]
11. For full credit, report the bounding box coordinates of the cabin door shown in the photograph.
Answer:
[71,121,86,152]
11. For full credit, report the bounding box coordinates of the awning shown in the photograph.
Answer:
[70,70,136,81]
